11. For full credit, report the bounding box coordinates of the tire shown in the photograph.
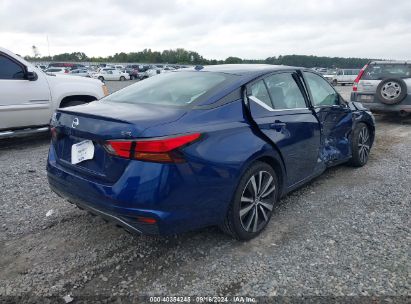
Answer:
[376,78,407,105]
[130,75,135,80]
[332,79,338,86]
[220,162,279,240]
[60,100,87,108]
[348,123,371,167]
[98,76,104,82]
[120,76,126,81]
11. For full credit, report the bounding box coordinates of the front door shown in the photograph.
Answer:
[302,71,353,164]
[247,71,321,187]
[0,53,51,130]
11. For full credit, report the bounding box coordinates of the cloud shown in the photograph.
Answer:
[0,0,410,59]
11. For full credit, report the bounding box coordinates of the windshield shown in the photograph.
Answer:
[103,72,230,106]
[363,64,411,80]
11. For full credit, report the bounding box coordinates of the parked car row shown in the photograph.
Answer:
[125,64,188,80]
[34,62,190,82]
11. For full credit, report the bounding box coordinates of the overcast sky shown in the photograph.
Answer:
[1,0,410,60]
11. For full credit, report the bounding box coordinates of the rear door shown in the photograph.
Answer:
[247,71,321,187]
[302,71,353,164]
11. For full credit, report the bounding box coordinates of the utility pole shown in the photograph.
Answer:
[46,35,51,58]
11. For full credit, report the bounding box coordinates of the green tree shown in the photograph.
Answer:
[225,56,243,64]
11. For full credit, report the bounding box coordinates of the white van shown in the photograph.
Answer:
[332,69,361,86]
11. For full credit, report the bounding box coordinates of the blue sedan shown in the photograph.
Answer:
[47,65,375,240]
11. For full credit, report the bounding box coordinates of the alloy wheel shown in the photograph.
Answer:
[239,170,276,233]
[358,126,370,164]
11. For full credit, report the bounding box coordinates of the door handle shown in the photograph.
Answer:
[269,121,286,131]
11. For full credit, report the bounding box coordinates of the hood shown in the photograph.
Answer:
[45,72,102,86]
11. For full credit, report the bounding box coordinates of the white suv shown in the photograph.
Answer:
[331,69,361,86]
[0,47,109,138]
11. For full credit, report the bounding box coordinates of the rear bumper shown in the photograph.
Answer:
[48,177,159,235]
[46,144,230,235]
[351,93,411,113]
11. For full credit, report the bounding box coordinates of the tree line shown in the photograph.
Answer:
[25,48,374,68]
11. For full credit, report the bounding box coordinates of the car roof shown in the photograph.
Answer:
[191,64,300,76]
[370,60,411,65]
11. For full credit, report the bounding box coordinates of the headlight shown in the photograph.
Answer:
[102,84,109,96]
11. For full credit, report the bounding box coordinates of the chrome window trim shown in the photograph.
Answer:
[249,95,309,112]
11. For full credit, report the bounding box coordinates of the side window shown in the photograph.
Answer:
[0,55,25,80]
[304,72,339,106]
[337,70,343,76]
[250,80,272,108]
[264,73,306,109]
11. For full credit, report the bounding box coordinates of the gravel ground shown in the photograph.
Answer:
[0,85,410,302]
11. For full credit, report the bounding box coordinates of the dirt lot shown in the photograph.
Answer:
[0,85,410,302]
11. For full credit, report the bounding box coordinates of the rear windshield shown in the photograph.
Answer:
[103,72,231,107]
[363,64,411,80]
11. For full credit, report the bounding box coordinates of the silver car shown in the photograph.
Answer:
[351,61,411,117]
[68,68,91,77]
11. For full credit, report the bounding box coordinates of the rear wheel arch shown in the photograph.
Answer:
[235,148,287,200]
[59,95,98,108]
[254,155,285,198]
[220,160,280,240]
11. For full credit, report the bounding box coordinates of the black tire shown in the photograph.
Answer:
[60,100,87,108]
[376,78,407,105]
[98,76,104,82]
[120,76,126,81]
[220,161,279,240]
[348,123,371,167]
[130,75,135,80]
[332,79,338,86]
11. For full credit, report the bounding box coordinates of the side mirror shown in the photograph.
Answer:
[26,71,38,81]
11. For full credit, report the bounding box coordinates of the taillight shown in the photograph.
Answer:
[136,216,157,224]
[353,64,368,92]
[105,133,201,163]
[50,127,58,141]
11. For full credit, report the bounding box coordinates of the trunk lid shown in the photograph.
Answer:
[51,101,186,183]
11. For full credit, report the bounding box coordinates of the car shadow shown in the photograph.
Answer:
[373,113,411,125]
[0,133,50,150]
